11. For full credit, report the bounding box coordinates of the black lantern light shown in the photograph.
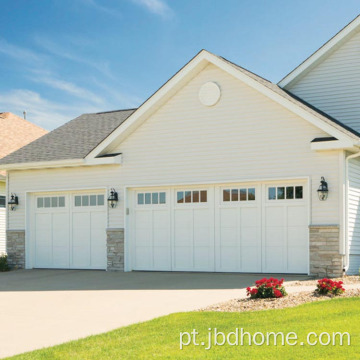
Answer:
[107,188,118,208]
[8,193,19,211]
[317,177,329,201]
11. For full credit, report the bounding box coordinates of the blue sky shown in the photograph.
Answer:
[1,0,360,130]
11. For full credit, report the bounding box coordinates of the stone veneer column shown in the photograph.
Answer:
[309,225,343,278]
[106,228,124,271]
[6,230,25,269]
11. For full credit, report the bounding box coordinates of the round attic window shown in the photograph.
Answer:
[198,82,221,106]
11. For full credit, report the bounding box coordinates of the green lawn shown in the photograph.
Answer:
[7,298,360,360]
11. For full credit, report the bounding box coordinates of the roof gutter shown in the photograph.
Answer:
[344,150,360,272]
[0,155,122,171]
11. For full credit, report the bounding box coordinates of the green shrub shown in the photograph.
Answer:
[0,254,10,272]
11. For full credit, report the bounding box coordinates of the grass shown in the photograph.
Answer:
[6,298,360,360]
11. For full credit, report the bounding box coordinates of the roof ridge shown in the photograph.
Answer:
[93,108,138,115]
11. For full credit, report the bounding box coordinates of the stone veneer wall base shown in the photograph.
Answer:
[6,230,26,269]
[309,225,343,278]
[106,228,124,271]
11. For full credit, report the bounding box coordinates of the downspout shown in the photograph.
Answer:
[344,150,360,272]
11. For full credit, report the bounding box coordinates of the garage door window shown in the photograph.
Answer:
[177,190,207,203]
[223,188,255,202]
[137,192,166,205]
[0,195,5,208]
[37,196,65,208]
[268,186,303,200]
[74,194,105,207]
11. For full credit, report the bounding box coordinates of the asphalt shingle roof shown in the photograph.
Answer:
[0,112,48,172]
[0,109,136,165]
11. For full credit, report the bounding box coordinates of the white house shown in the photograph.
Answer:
[1,16,360,277]
[0,175,5,254]
[0,112,47,255]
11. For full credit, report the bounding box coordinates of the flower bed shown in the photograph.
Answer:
[246,277,287,299]
[316,278,345,296]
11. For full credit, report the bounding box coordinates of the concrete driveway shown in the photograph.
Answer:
[0,270,309,358]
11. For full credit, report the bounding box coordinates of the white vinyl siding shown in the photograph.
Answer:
[7,64,341,232]
[0,181,6,254]
[348,157,360,275]
[285,30,360,133]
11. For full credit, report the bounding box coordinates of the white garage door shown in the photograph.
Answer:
[130,181,308,274]
[33,192,107,269]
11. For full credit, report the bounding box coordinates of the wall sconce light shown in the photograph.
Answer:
[8,193,19,211]
[107,188,118,208]
[317,177,329,201]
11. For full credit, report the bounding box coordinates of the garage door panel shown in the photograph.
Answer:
[287,206,307,226]
[264,247,285,273]
[241,208,258,227]
[266,207,285,226]
[287,226,307,245]
[135,228,152,245]
[288,247,308,273]
[194,226,211,246]
[241,227,259,246]
[52,213,69,247]
[72,212,93,268]
[35,246,52,267]
[220,208,237,227]
[265,227,285,247]
[241,247,261,272]
[52,213,70,267]
[194,247,213,270]
[153,247,171,270]
[90,212,106,268]
[136,210,152,228]
[153,210,168,228]
[153,228,170,246]
[135,247,152,269]
[174,247,192,269]
[220,227,237,246]
[220,247,238,270]
[52,247,69,268]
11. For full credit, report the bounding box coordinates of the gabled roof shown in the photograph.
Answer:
[0,109,135,165]
[1,49,360,170]
[85,50,360,160]
[278,15,360,87]
[0,112,48,174]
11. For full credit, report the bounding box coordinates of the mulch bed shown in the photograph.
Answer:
[287,275,359,287]
[199,289,360,313]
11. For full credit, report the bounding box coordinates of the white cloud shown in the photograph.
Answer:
[131,0,174,18]
[29,73,105,105]
[0,90,79,129]
[33,35,114,78]
[80,0,122,18]
[0,39,43,64]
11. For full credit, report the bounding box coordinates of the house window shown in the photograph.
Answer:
[223,188,256,202]
[177,190,207,203]
[137,192,166,205]
[37,196,66,208]
[0,196,5,208]
[269,186,303,200]
[74,194,105,207]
